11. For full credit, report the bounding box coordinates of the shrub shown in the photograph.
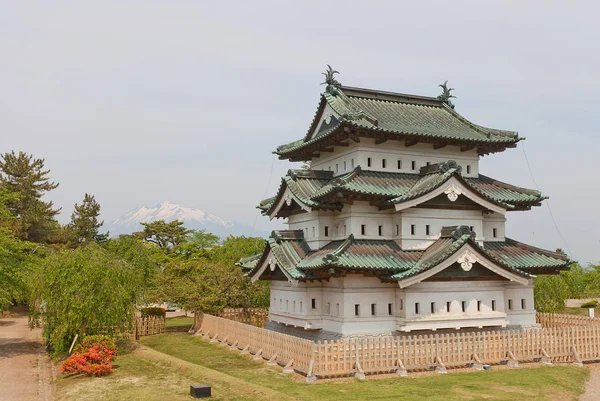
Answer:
[581,300,598,309]
[140,307,166,318]
[61,335,117,376]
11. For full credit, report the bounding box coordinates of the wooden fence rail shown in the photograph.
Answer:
[219,308,269,328]
[198,313,600,381]
[537,312,600,328]
[98,316,165,340]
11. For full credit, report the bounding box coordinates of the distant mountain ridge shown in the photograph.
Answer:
[106,201,268,239]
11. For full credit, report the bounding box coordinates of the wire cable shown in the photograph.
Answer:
[521,142,573,257]
[250,154,277,236]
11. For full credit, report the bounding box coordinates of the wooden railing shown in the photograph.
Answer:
[219,308,269,328]
[97,316,166,340]
[537,312,600,328]
[199,314,314,374]
[198,313,600,381]
[135,316,166,339]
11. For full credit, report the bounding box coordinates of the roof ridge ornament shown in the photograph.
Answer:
[437,80,456,109]
[321,65,342,95]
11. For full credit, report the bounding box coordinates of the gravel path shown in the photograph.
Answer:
[0,307,54,401]
[580,364,600,401]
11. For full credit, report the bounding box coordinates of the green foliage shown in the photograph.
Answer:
[0,188,35,311]
[140,307,166,317]
[580,300,598,308]
[0,151,60,242]
[174,229,220,259]
[29,244,146,353]
[136,220,190,250]
[534,274,569,312]
[68,193,108,244]
[152,235,269,315]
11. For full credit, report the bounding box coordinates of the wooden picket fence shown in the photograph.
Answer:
[219,308,269,328]
[198,313,600,380]
[199,314,314,374]
[537,312,600,328]
[135,316,166,339]
[97,316,166,340]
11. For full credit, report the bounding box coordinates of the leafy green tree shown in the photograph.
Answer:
[0,151,60,242]
[152,235,269,314]
[0,187,35,311]
[136,220,190,250]
[174,229,220,259]
[534,274,569,312]
[29,244,146,353]
[68,193,108,244]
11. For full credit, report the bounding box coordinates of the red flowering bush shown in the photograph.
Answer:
[61,335,117,376]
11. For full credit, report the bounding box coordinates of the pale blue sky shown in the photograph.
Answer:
[1,1,599,264]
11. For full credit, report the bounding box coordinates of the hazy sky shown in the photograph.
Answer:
[2,1,599,264]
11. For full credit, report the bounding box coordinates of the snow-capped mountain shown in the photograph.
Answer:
[106,201,268,239]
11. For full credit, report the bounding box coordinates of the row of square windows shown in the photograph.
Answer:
[274,298,525,316]
[302,225,499,238]
[327,158,473,174]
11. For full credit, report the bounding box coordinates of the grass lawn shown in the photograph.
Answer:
[55,332,590,401]
[562,307,595,317]
[165,316,194,332]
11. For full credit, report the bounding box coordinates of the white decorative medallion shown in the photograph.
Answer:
[324,111,332,124]
[458,252,477,272]
[444,185,462,202]
[284,193,293,206]
[269,258,276,271]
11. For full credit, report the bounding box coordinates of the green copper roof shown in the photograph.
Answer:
[275,86,521,161]
[242,227,570,283]
[261,161,546,218]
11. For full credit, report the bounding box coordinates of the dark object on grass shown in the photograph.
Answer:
[580,300,598,309]
[190,384,211,398]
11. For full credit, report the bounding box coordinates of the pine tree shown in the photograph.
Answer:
[68,193,107,244]
[0,151,60,242]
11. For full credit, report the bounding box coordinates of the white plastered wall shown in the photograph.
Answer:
[310,138,480,178]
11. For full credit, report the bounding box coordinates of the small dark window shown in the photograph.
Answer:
[521,299,526,309]
[324,226,329,237]
[426,225,430,235]
[371,303,376,316]
[399,299,404,310]
[388,303,393,315]
[311,298,316,309]
[493,228,498,238]
[411,161,416,170]
[378,225,383,236]
[351,159,355,168]
[355,304,360,316]
[508,299,513,310]
[397,160,402,169]
[446,301,451,312]
[470,226,474,232]
[382,159,387,168]
[336,164,339,173]
[361,224,366,235]
[430,302,436,314]
[467,165,471,174]
[477,300,482,312]
[461,301,466,312]
[426,161,431,166]
[415,303,420,314]
[343,161,347,171]
[411,224,416,235]
[395,225,399,236]
[367,158,372,167]
[492,300,496,311]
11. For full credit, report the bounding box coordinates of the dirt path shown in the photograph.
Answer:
[0,307,55,401]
